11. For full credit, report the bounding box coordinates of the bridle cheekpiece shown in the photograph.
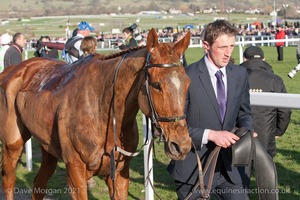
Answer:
[144,52,186,141]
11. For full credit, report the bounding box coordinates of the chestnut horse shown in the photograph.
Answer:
[0,28,191,200]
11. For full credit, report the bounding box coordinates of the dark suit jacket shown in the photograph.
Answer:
[168,56,253,186]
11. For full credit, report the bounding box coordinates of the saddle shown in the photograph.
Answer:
[232,127,279,200]
[186,127,279,200]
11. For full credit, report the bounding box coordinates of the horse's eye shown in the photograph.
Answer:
[151,82,161,91]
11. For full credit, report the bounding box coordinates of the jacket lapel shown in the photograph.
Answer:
[197,58,221,122]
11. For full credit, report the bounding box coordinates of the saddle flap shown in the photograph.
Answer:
[232,127,253,166]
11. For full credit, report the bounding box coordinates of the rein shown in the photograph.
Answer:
[184,144,221,200]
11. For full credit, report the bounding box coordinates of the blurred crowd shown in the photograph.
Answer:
[1,21,300,70]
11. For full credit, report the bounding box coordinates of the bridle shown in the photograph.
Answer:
[109,50,187,199]
[144,52,186,141]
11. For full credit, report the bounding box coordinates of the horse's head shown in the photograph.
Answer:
[138,28,192,160]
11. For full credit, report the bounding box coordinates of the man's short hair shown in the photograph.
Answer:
[203,20,237,45]
[13,32,23,43]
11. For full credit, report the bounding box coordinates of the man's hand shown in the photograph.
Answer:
[208,130,240,148]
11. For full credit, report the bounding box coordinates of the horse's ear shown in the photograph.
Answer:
[146,28,159,51]
[174,31,191,57]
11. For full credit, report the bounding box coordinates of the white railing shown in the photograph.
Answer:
[25,35,300,52]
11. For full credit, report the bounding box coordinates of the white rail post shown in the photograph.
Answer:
[238,44,244,64]
[143,116,154,200]
[25,139,32,171]
[24,49,32,171]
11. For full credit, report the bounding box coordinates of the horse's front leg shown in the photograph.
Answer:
[66,161,88,200]
[1,138,24,200]
[106,163,130,200]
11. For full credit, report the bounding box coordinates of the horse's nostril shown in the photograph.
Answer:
[170,142,181,154]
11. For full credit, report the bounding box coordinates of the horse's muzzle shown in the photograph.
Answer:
[164,136,191,160]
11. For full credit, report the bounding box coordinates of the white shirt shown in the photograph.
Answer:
[202,55,228,145]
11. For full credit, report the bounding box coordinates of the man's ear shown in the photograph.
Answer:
[202,41,209,52]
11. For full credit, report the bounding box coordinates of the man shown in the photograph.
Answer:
[64,21,94,64]
[4,32,26,68]
[168,19,253,200]
[241,46,291,158]
[0,33,12,72]
[240,45,291,192]
[275,24,285,61]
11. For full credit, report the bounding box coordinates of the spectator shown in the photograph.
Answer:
[80,36,97,57]
[167,19,252,200]
[34,36,59,59]
[4,32,26,68]
[275,24,285,61]
[118,26,137,50]
[240,45,291,191]
[64,21,94,64]
[0,33,12,72]
[240,46,291,158]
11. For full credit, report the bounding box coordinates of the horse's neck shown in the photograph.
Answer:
[113,50,147,119]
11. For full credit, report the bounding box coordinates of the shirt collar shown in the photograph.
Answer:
[204,54,226,78]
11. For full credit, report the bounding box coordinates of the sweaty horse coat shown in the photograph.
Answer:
[0,28,192,200]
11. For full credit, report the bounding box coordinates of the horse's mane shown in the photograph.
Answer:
[96,45,146,61]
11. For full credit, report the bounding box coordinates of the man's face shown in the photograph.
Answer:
[41,37,50,43]
[123,32,130,39]
[277,27,282,32]
[203,34,235,69]
[82,30,91,37]
[77,29,91,37]
[17,34,27,48]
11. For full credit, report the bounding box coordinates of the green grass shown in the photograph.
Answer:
[1,46,300,199]
[0,13,274,39]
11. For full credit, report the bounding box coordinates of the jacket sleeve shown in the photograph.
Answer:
[273,75,292,136]
[187,126,205,150]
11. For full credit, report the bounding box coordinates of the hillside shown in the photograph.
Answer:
[0,0,298,18]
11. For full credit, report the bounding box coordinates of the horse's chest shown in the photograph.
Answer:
[80,147,112,176]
